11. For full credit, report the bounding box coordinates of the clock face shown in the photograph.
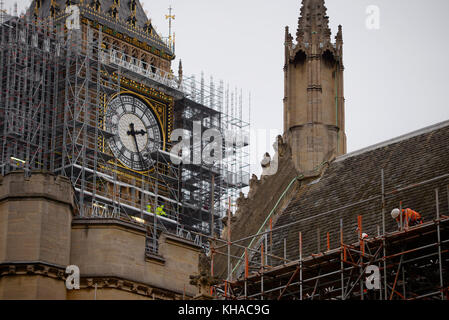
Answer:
[105,94,162,171]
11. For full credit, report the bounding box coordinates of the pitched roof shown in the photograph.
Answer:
[270,120,449,263]
[28,0,172,56]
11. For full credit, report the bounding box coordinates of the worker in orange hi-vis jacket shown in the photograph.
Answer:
[391,208,423,229]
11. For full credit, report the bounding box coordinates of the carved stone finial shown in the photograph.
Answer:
[261,152,271,169]
[189,253,221,299]
[336,25,343,42]
[296,0,331,44]
[275,135,289,158]
[285,26,293,45]
[178,59,183,85]
[261,152,273,177]
[236,191,246,208]
[247,174,260,199]
[249,174,258,186]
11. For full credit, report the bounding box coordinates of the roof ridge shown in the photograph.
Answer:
[335,119,449,162]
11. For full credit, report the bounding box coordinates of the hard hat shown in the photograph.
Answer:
[391,208,400,219]
[361,233,368,239]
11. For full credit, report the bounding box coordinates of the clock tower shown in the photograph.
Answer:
[1,0,250,245]
[0,0,251,299]
[24,0,181,230]
[284,0,346,173]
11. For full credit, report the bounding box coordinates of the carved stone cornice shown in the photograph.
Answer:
[81,276,187,300]
[0,261,67,279]
[0,262,190,300]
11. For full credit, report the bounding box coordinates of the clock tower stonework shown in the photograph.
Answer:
[284,0,346,173]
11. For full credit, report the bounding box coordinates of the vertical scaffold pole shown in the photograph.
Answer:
[402,266,406,299]
[154,176,158,252]
[265,234,268,267]
[358,215,364,300]
[358,215,364,256]
[299,231,303,300]
[244,248,248,299]
[381,169,387,300]
[317,227,320,253]
[211,247,215,277]
[340,219,345,300]
[283,238,286,263]
[436,189,444,300]
[269,218,273,266]
[210,174,215,237]
[224,281,228,300]
[261,241,264,300]
[227,197,231,282]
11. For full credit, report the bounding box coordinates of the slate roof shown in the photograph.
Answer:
[270,120,449,264]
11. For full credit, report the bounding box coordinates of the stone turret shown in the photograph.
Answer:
[284,0,346,173]
[0,172,75,299]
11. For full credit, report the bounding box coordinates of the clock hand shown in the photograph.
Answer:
[126,122,135,136]
[136,122,161,146]
[127,123,147,170]
[133,135,146,167]
[127,123,146,137]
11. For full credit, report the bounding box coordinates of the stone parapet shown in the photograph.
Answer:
[0,171,75,299]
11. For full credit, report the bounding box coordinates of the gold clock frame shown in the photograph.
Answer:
[102,90,167,175]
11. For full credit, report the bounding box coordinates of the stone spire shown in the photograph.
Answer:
[177,59,183,87]
[283,0,346,173]
[335,24,343,50]
[296,0,331,45]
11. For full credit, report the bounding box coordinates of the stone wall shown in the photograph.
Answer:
[0,172,74,299]
[0,275,67,300]
[0,171,203,300]
[70,219,201,299]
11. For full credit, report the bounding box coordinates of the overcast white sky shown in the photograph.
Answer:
[7,0,449,177]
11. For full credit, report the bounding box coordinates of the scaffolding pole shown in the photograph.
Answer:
[211,172,449,300]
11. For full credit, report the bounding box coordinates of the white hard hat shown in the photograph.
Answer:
[391,208,400,219]
[361,233,368,239]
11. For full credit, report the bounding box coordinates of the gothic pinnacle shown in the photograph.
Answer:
[285,26,292,45]
[336,25,343,42]
[296,0,331,44]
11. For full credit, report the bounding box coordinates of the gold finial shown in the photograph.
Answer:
[165,5,175,45]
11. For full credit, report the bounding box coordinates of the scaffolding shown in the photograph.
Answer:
[0,14,249,254]
[175,74,250,237]
[205,170,449,300]
[0,0,4,25]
